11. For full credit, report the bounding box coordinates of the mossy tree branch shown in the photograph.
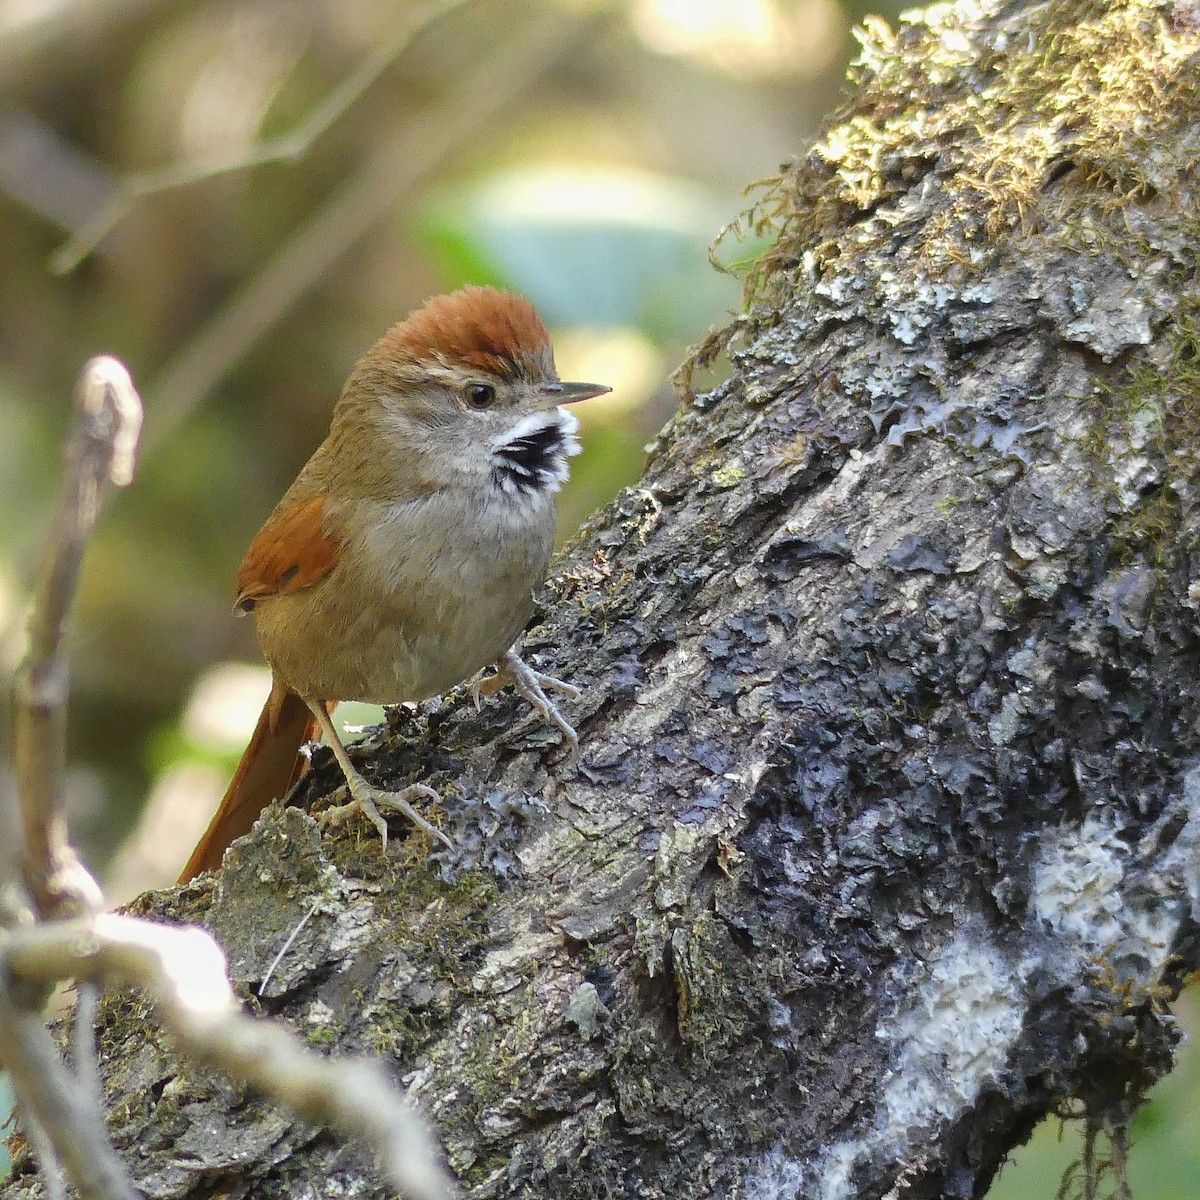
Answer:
[6,0,1200,1197]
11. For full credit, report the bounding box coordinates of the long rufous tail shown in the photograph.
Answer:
[178,682,321,882]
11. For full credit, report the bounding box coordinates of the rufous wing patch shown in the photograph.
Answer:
[235,493,341,612]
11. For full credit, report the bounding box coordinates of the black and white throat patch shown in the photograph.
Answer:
[491,408,581,498]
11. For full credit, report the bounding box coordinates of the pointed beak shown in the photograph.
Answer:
[542,380,611,406]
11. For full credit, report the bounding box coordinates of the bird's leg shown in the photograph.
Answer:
[471,649,580,749]
[304,699,451,850]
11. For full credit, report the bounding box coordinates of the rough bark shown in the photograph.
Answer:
[7,0,1200,1196]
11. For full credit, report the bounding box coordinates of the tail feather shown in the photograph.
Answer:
[178,683,319,882]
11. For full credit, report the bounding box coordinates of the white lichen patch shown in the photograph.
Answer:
[1032,811,1129,947]
[1177,767,1200,918]
[1110,448,1160,511]
[304,997,335,1028]
[1031,774,1200,977]
[812,262,860,307]
[882,275,962,345]
[882,934,1023,1119]
[743,928,1023,1200]
[327,894,378,958]
[738,1143,810,1200]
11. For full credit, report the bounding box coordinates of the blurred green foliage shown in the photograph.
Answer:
[418,165,742,334]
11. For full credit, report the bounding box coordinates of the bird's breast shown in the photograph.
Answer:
[254,487,557,704]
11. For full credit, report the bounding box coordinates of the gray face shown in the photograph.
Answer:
[359,341,604,496]
[338,343,606,502]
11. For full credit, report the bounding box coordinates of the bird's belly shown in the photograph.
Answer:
[353,582,536,702]
[252,492,554,703]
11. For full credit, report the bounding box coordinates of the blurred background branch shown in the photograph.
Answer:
[0,995,135,1200]
[50,0,475,274]
[13,357,140,920]
[3,360,144,1200]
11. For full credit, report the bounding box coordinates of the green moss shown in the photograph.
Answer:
[460,990,541,1103]
[699,518,727,552]
[334,864,499,1062]
[667,914,754,1062]
[1088,294,1200,567]
[679,0,1200,387]
[1107,487,1184,570]
[455,1153,510,1190]
[1055,1118,1134,1200]
[711,463,747,489]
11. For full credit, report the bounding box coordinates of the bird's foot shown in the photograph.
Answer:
[472,650,579,749]
[318,777,451,850]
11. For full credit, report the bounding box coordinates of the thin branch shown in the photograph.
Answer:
[70,983,103,1109]
[4,913,455,1200]
[2,357,451,1200]
[3,356,143,1200]
[141,5,597,455]
[12,356,142,920]
[49,0,475,275]
[258,900,319,998]
[0,992,136,1200]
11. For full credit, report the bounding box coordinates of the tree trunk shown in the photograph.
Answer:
[7,0,1200,1196]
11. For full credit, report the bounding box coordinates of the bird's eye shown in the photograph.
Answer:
[463,383,496,410]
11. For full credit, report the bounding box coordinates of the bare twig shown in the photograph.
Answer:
[49,0,474,275]
[0,992,136,1200]
[4,914,455,1200]
[3,355,144,1200]
[3,356,452,1200]
[12,356,142,920]
[142,6,596,454]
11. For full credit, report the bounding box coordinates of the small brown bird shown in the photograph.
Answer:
[179,287,609,881]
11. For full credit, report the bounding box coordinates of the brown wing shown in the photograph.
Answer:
[235,492,341,612]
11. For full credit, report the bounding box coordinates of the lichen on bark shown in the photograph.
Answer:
[6,0,1200,1198]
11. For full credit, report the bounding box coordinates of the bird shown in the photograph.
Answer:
[178,286,609,882]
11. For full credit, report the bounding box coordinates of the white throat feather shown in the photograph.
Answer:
[490,408,580,498]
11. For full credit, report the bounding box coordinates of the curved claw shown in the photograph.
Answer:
[318,780,451,850]
[472,651,580,749]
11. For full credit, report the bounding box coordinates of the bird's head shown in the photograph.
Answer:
[335,286,610,497]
